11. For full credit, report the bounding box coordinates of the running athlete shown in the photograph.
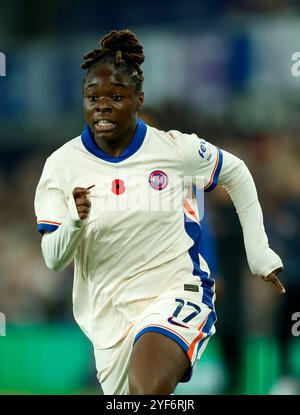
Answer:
[34,29,285,395]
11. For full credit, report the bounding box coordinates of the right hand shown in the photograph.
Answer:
[72,187,91,220]
[261,267,285,295]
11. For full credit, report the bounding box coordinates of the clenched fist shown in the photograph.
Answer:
[72,187,92,220]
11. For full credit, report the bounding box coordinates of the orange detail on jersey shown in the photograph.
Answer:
[37,220,61,225]
[183,200,199,223]
[204,150,219,190]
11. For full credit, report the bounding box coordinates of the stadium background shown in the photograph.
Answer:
[0,0,299,395]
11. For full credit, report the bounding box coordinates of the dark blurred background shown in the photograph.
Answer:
[0,0,299,395]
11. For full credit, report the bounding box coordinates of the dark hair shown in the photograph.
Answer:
[81,29,145,93]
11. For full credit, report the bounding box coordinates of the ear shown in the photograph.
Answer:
[136,91,144,112]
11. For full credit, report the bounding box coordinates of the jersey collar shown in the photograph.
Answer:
[81,118,147,163]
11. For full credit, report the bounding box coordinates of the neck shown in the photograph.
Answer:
[93,123,137,157]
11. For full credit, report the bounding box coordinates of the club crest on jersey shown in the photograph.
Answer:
[149,170,168,190]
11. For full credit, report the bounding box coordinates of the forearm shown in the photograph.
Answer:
[41,198,88,272]
[218,150,283,277]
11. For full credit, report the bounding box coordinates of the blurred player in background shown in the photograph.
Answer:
[34,29,285,395]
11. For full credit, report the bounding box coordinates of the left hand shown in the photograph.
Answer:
[262,267,285,294]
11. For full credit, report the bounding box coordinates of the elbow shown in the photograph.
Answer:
[234,159,247,175]
[49,261,65,273]
[41,234,66,272]
[44,256,65,272]
[41,244,65,272]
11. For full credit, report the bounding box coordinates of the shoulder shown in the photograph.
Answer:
[150,126,213,156]
[151,126,208,151]
[146,125,218,165]
[45,135,83,168]
[147,125,196,141]
[147,125,202,150]
[38,135,83,185]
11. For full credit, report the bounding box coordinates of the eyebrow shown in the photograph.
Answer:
[86,81,128,88]
[111,81,127,88]
[86,82,99,88]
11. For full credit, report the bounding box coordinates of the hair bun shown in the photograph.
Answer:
[81,29,145,77]
[100,29,145,65]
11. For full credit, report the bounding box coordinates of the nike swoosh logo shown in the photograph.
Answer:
[167,317,189,328]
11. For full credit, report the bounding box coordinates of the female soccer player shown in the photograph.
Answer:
[34,29,285,395]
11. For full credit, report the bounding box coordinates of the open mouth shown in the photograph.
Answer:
[94,120,116,132]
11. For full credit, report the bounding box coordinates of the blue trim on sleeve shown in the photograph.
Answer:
[81,118,147,163]
[204,148,223,192]
[37,223,59,235]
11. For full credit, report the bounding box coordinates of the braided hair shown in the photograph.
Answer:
[81,29,145,93]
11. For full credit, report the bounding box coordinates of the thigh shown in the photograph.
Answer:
[128,283,217,394]
[129,331,190,395]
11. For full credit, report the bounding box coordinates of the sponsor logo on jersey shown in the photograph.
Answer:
[149,170,168,190]
[198,139,212,161]
[198,139,207,158]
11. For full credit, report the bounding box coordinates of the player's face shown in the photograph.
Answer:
[83,63,144,150]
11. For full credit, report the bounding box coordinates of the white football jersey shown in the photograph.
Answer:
[34,119,223,348]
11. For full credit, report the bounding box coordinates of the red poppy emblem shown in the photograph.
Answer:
[111,179,126,195]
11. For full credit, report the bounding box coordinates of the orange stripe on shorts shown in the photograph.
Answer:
[187,317,208,360]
